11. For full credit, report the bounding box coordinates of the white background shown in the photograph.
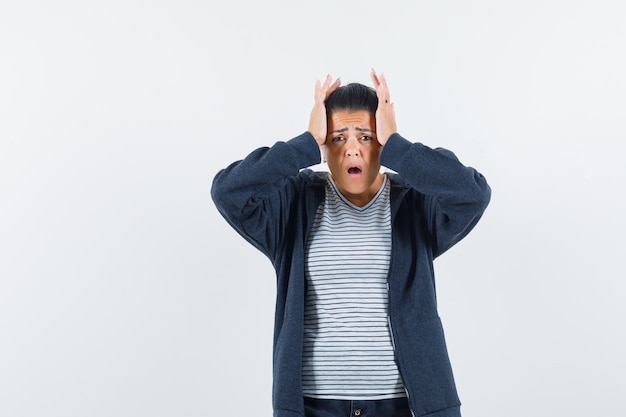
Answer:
[1,1,625,416]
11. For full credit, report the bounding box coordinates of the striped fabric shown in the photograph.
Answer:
[302,175,406,400]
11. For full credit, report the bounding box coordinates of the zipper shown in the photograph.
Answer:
[387,191,416,417]
[387,282,416,417]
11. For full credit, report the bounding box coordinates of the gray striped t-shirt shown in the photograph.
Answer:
[302,174,406,400]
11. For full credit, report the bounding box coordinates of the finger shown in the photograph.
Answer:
[370,68,380,87]
[371,69,390,103]
[325,77,341,100]
[321,74,333,91]
[379,73,390,96]
[378,73,391,103]
[313,80,324,103]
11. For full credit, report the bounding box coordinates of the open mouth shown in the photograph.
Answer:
[347,166,362,175]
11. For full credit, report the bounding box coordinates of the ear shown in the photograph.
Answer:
[320,144,328,163]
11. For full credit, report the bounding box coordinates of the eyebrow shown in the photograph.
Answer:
[329,127,374,134]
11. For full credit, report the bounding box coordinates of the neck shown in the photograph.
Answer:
[342,173,385,207]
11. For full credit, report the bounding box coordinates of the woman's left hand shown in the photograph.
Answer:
[370,69,397,146]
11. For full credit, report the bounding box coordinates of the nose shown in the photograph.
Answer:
[345,137,360,157]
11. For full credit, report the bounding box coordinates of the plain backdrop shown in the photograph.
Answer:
[1,1,625,416]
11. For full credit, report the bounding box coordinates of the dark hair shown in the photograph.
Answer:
[325,83,378,117]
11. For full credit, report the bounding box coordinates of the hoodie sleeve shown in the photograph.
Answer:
[381,133,491,258]
[211,132,321,260]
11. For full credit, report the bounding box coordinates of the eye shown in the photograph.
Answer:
[360,135,374,141]
[331,136,345,143]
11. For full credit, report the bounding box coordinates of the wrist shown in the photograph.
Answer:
[306,130,325,146]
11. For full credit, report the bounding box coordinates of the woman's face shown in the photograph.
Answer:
[323,110,384,207]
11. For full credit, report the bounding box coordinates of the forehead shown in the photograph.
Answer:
[327,110,375,130]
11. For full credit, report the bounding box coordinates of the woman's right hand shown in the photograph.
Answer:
[308,74,341,147]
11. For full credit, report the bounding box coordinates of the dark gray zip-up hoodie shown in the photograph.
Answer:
[211,132,491,417]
